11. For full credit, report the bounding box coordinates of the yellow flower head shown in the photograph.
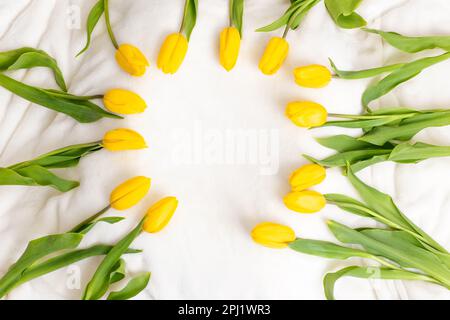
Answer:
[283,190,326,214]
[157,33,188,74]
[259,37,289,75]
[220,27,241,71]
[285,101,327,128]
[115,44,149,77]
[290,164,326,192]
[103,89,147,115]
[251,222,296,249]
[102,128,147,152]
[293,64,331,88]
[110,176,151,211]
[143,197,179,233]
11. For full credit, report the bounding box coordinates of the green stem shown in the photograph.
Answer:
[104,0,119,49]
[282,25,289,39]
[47,91,104,101]
[70,205,112,233]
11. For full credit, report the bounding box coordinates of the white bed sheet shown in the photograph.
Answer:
[0,0,449,300]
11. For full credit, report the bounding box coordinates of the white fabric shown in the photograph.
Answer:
[0,0,449,300]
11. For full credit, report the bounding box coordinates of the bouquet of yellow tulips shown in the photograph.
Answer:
[0,176,179,300]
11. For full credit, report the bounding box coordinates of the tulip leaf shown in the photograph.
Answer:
[83,218,145,300]
[365,28,450,53]
[349,154,390,172]
[289,238,374,260]
[325,0,366,29]
[109,259,126,284]
[0,142,103,192]
[77,0,105,57]
[323,266,437,300]
[0,233,83,298]
[346,167,448,254]
[13,165,80,192]
[256,0,320,33]
[362,52,450,109]
[325,193,373,218]
[9,246,141,295]
[304,148,391,168]
[0,47,67,91]
[180,0,198,41]
[327,221,450,287]
[388,142,450,163]
[230,0,244,36]
[316,135,377,152]
[107,272,151,300]
[0,73,121,123]
[359,111,450,146]
[77,217,125,235]
[330,58,405,80]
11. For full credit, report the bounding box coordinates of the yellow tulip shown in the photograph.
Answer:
[143,197,179,233]
[103,89,147,115]
[285,101,327,128]
[283,190,326,214]
[102,128,147,151]
[251,222,296,249]
[115,44,149,77]
[110,176,151,211]
[157,33,188,74]
[220,27,241,71]
[293,64,331,88]
[290,164,326,192]
[259,37,289,75]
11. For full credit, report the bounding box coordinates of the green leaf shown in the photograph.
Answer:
[349,154,390,172]
[365,28,450,53]
[288,0,321,30]
[325,0,366,29]
[109,259,126,284]
[325,193,373,218]
[304,148,391,168]
[323,266,437,300]
[330,58,404,80]
[0,168,36,186]
[327,221,450,288]
[76,0,105,57]
[230,0,244,36]
[9,142,102,171]
[0,233,83,298]
[389,142,450,163]
[14,165,80,192]
[180,0,198,41]
[107,272,151,300]
[0,47,67,91]
[11,246,141,294]
[316,135,378,152]
[362,52,450,109]
[289,238,373,260]
[360,111,450,146]
[256,1,303,32]
[83,218,145,300]
[77,217,125,235]
[0,73,121,123]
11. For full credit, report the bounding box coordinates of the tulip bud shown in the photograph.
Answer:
[251,222,296,249]
[259,37,289,75]
[102,128,147,152]
[157,33,188,74]
[293,64,331,88]
[290,164,326,192]
[283,190,326,214]
[115,44,149,77]
[143,197,179,233]
[103,89,147,114]
[220,27,241,71]
[285,101,327,128]
[110,176,151,211]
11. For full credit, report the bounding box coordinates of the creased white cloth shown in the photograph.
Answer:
[0,0,449,300]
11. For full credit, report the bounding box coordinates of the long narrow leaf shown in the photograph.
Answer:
[107,272,151,300]
[180,0,198,40]
[365,28,450,53]
[330,58,404,79]
[76,0,105,57]
[230,0,244,36]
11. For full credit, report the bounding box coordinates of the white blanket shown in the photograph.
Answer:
[0,0,449,300]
